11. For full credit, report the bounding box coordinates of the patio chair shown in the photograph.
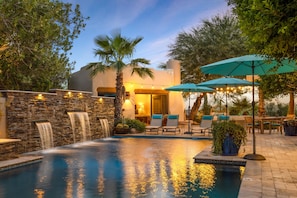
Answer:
[191,115,213,136]
[145,114,163,134]
[162,114,181,134]
[269,120,283,134]
[244,116,260,133]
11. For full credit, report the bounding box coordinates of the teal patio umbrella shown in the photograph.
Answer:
[197,77,254,116]
[165,83,214,134]
[200,54,297,160]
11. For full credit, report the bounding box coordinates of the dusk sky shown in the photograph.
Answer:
[62,0,231,72]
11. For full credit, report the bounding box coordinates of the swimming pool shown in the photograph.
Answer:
[0,137,244,197]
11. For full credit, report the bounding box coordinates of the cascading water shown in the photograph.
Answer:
[67,112,91,142]
[100,119,110,137]
[35,122,54,150]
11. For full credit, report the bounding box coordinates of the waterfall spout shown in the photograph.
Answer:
[100,119,110,137]
[35,122,54,150]
[67,112,91,142]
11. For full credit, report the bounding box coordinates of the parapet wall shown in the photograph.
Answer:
[0,89,115,156]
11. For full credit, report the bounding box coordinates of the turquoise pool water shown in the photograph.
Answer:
[0,137,244,197]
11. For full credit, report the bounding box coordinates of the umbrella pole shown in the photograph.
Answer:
[244,62,265,160]
[225,84,228,116]
[184,93,192,134]
[188,95,191,134]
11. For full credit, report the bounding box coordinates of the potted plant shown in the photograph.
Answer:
[283,119,297,136]
[212,121,247,156]
[114,123,130,134]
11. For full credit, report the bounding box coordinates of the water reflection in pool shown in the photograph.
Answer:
[0,137,244,198]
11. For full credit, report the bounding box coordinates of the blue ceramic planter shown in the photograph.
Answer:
[222,136,240,156]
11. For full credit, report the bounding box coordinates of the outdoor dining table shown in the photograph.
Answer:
[255,116,285,134]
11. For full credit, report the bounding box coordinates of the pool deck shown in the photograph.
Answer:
[237,133,297,198]
[1,131,297,197]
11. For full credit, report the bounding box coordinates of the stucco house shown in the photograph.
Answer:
[68,59,186,123]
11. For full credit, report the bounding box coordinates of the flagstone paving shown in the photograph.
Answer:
[238,133,297,198]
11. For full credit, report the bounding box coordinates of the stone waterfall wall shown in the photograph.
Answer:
[1,89,114,155]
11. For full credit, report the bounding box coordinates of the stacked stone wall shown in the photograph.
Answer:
[1,89,114,155]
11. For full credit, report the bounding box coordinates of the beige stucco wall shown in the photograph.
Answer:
[68,67,93,92]
[91,62,177,93]
[71,59,186,121]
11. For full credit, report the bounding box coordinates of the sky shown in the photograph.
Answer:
[62,0,231,72]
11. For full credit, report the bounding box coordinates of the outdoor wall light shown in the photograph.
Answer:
[98,97,103,103]
[125,92,130,100]
[77,92,83,99]
[35,94,45,101]
[64,91,73,99]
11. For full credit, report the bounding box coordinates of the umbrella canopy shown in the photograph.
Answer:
[200,54,297,160]
[165,83,214,92]
[197,77,255,116]
[197,77,254,88]
[201,54,297,76]
[165,83,214,134]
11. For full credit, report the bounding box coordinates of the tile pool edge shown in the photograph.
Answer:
[193,146,247,166]
[194,157,246,166]
[0,156,43,172]
[112,135,212,140]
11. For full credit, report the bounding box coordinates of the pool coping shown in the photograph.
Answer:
[0,156,43,172]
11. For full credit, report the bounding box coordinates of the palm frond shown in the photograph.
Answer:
[130,58,150,66]
[131,67,154,78]
[86,62,106,77]
[158,62,167,69]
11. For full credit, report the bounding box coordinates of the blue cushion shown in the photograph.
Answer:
[152,114,163,119]
[202,115,213,120]
[218,115,229,120]
[167,115,179,119]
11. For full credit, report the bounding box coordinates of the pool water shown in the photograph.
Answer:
[0,137,244,198]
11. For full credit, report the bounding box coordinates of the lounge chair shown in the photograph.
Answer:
[145,114,163,134]
[162,114,181,134]
[191,115,213,135]
[217,115,230,122]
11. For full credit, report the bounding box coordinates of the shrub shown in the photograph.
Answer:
[114,118,146,132]
[125,118,146,132]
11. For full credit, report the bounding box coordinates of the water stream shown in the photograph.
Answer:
[67,112,91,142]
[35,122,54,150]
[100,119,110,137]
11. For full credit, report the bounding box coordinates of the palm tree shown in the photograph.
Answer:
[87,32,153,123]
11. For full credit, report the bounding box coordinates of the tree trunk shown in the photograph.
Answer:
[258,87,265,116]
[115,71,124,123]
[288,91,295,116]
[189,94,204,120]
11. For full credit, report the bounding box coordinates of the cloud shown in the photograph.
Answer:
[105,0,158,29]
